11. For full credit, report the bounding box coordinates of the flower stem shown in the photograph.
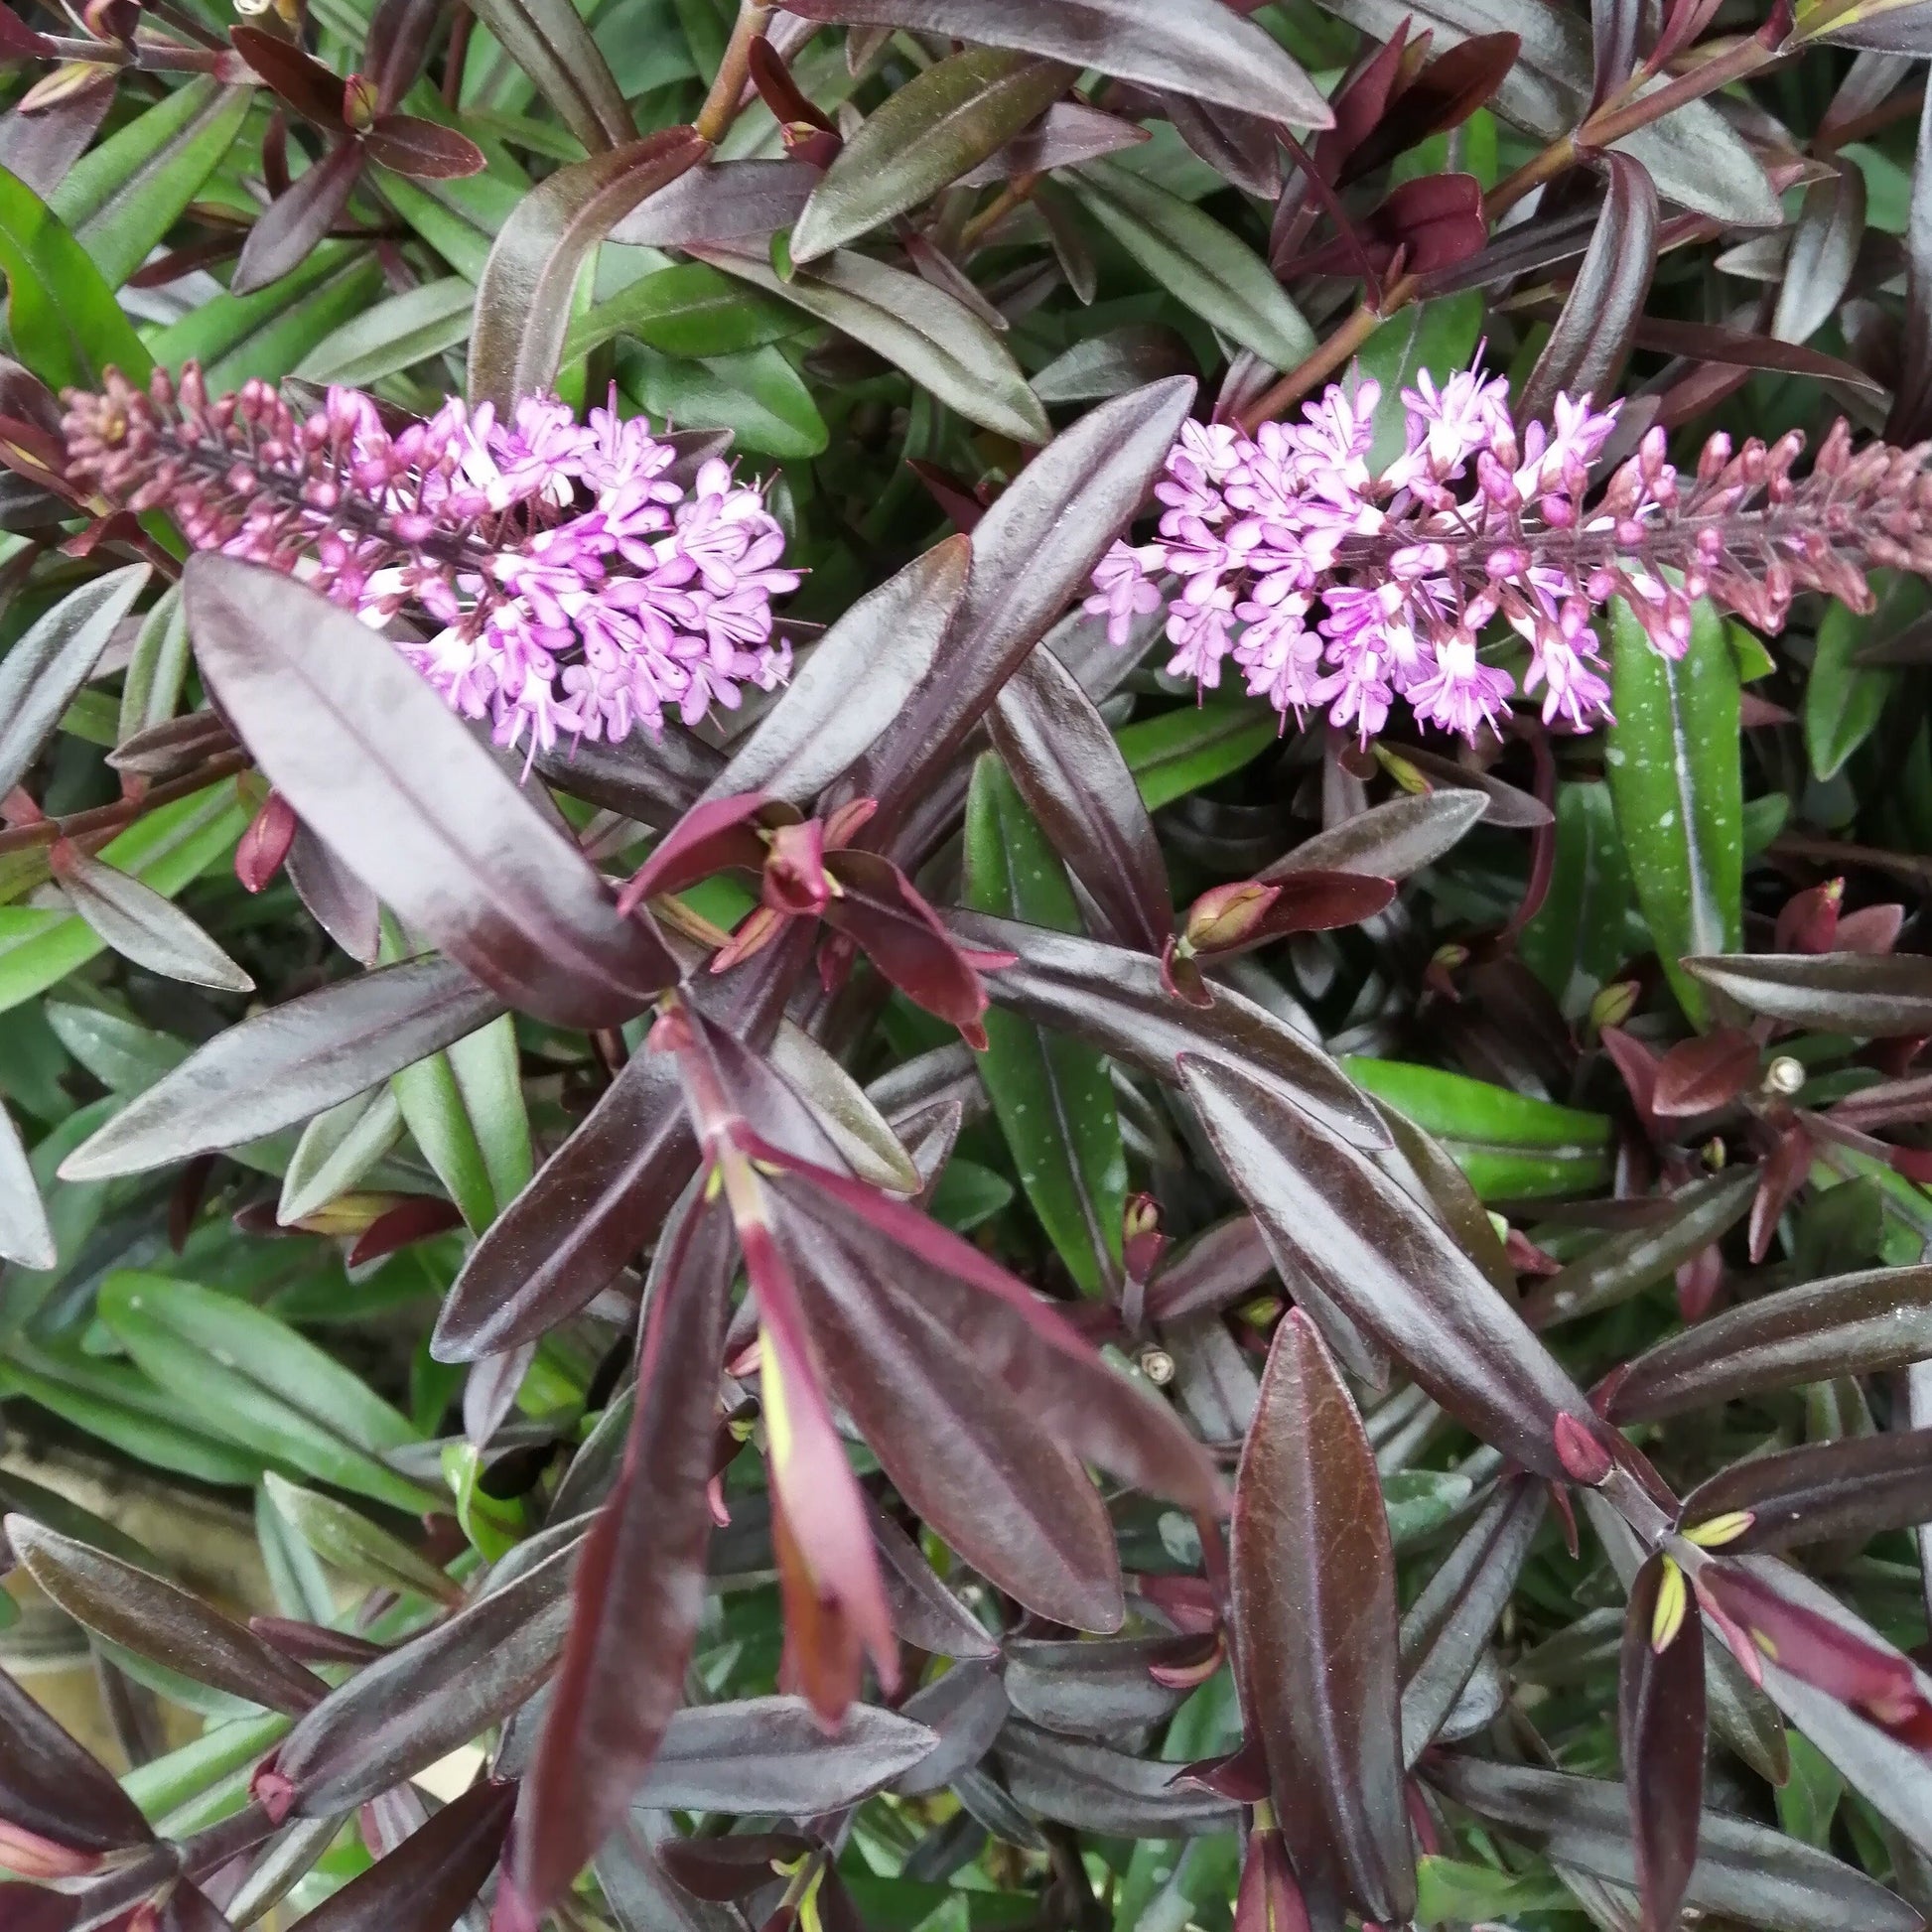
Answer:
[1239,293,1395,432]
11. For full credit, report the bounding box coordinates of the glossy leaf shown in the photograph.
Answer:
[1184,1054,1595,1478]
[1267,789,1490,883]
[184,557,678,1029]
[50,841,253,995]
[1606,596,1742,1030]
[471,130,709,408]
[608,158,818,246]
[233,144,364,296]
[793,48,1071,261]
[1682,1430,1932,1553]
[964,756,1126,1297]
[1230,1311,1412,1925]
[467,0,634,154]
[0,164,151,387]
[1684,951,1932,1035]
[781,0,1331,128]
[1621,1552,1707,1932]
[1808,575,1923,781]
[0,1655,155,1853]
[997,1725,1239,1838]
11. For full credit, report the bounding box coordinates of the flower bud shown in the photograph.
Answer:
[343,72,378,131]
[1181,880,1280,955]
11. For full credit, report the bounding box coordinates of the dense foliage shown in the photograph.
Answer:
[7,1,1932,1930]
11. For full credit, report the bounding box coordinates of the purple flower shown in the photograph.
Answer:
[61,368,797,757]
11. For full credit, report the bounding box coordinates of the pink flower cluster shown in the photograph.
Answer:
[63,367,798,763]
[1088,365,1932,745]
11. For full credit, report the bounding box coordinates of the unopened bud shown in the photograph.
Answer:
[1683,1509,1755,1549]
[1372,743,1431,794]
[761,817,829,916]
[1553,1411,1613,1486]
[1701,1136,1726,1170]
[1182,880,1279,955]
[1588,979,1640,1033]
[343,72,378,131]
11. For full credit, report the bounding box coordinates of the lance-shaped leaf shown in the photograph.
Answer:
[1652,1028,1761,1117]
[948,909,1387,1151]
[0,563,148,799]
[0,1100,54,1270]
[1400,1474,1545,1764]
[466,0,633,154]
[632,1698,937,1813]
[1517,153,1656,424]
[988,643,1172,956]
[893,1659,1009,1792]
[234,142,364,296]
[0,1661,154,1858]
[690,239,1048,444]
[262,1474,461,1606]
[844,375,1195,829]
[1183,1055,1593,1479]
[957,100,1149,185]
[7,1519,327,1715]
[432,925,809,1362]
[758,1154,1225,1517]
[1682,1432,1932,1554]
[513,1190,736,1914]
[0,166,153,388]
[609,159,819,247]
[777,1167,1127,1632]
[1520,1168,1756,1328]
[1425,1755,1920,1932]
[704,537,970,807]
[271,1535,579,1815]
[471,130,709,409]
[782,0,1330,128]
[1622,1553,1707,1932]
[1231,1311,1412,1926]
[1606,1264,1932,1423]
[1265,789,1490,882]
[1685,951,1932,1036]
[793,48,1072,261]
[184,557,677,1030]
[60,956,500,1181]
[287,1778,515,1932]
[49,841,252,995]
[997,1725,1240,1837]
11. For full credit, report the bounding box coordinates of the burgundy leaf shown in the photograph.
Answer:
[361,0,445,113]
[869,1503,999,1661]
[1622,1553,1707,1932]
[1339,32,1519,182]
[1682,1431,1932,1554]
[235,789,299,895]
[1231,1311,1412,1926]
[0,1663,154,1860]
[996,1725,1239,1838]
[362,113,485,178]
[1144,1213,1275,1325]
[1589,0,1642,111]
[7,1519,328,1716]
[0,84,111,201]
[51,840,254,995]
[1685,951,1932,1035]
[347,1194,466,1267]
[1606,1263,1932,1423]
[1265,789,1490,882]
[892,1659,1009,1793]
[956,100,1150,185]
[532,716,722,829]
[1161,93,1282,198]
[617,792,777,910]
[61,956,502,1182]
[185,557,678,1030]
[1623,315,1886,394]
[1651,1027,1760,1117]
[988,643,1172,956]
[1232,1829,1312,1932]
[233,142,364,295]
[606,158,819,246]
[1293,172,1487,278]
[230,25,345,125]
[512,1191,736,1916]
[1184,1055,1594,1479]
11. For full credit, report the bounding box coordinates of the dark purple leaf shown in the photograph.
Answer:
[431,925,807,1362]
[1624,315,1886,394]
[1519,153,1656,424]
[1773,164,1866,346]
[1684,951,1932,1035]
[1413,200,1602,298]
[987,644,1171,955]
[1682,1431,1932,1553]
[1376,745,1552,829]
[608,158,819,247]
[843,376,1195,840]
[1399,1474,1545,1763]
[893,1661,1010,1795]
[996,1725,1239,1837]
[1264,788,1490,882]
[1798,0,1932,55]
[781,0,1330,128]
[632,1698,936,1813]
[1340,32,1520,182]
[1426,1754,1921,1932]
[1651,1028,1761,1117]
[1606,1264,1932,1423]
[1002,1636,1190,1740]
[0,1100,54,1270]
[1161,93,1282,198]
[534,721,723,831]
[362,114,485,179]
[60,956,501,1181]
[1519,1168,1756,1329]
[464,0,633,152]
[869,1503,1000,1661]
[277,1780,514,1932]
[1589,0,1641,112]
[271,1536,579,1814]
[361,0,445,114]
[470,130,709,408]
[1231,1311,1412,1926]
[956,100,1150,186]
[184,557,678,1030]
[7,1519,327,1715]
[512,1191,737,1913]
[1889,85,1932,440]
[1030,324,1195,405]
[1183,1054,1595,1479]
[0,1661,154,1858]
[947,910,1388,1150]
[0,84,112,200]
[230,26,345,126]
[1622,1553,1706,1932]
[1293,173,1487,279]
[1144,1213,1274,1324]
[50,841,253,995]
[233,143,363,295]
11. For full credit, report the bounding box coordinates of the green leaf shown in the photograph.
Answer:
[45,999,191,1094]
[293,276,476,387]
[49,79,251,290]
[1343,1057,1614,1199]
[377,169,523,282]
[964,754,1125,1296]
[1385,1468,1474,1547]
[1351,290,1484,474]
[1065,159,1314,370]
[148,244,385,391]
[617,341,830,458]
[117,585,192,746]
[928,1155,1014,1233]
[565,259,802,362]
[1605,596,1742,1030]
[691,239,1050,443]
[792,48,1073,262]
[97,1271,438,1512]
[1776,1729,1846,1851]
[0,782,252,1017]
[263,1471,463,1603]
[1414,1856,1574,1925]
[1115,703,1279,812]
[1519,781,1638,1020]
[278,1085,406,1226]
[0,164,152,388]
[1807,571,1925,781]
[121,1712,292,1822]
[392,1013,530,1232]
